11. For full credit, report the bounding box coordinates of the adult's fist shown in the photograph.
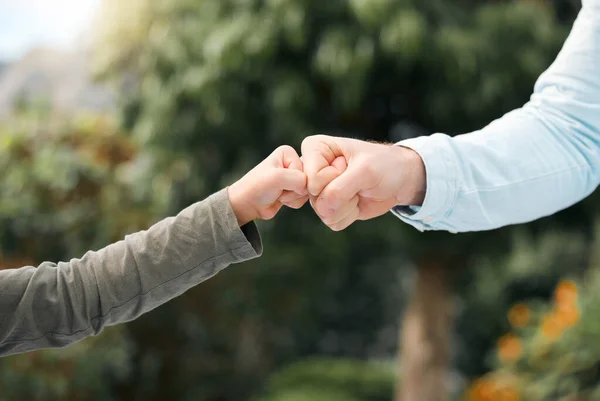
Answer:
[301,135,426,231]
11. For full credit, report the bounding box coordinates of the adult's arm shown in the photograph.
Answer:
[392,2,600,232]
[0,188,262,357]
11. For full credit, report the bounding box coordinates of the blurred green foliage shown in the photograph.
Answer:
[255,358,395,401]
[0,326,133,401]
[455,227,592,378]
[0,109,159,261]
[463,222,600,400]
[0,108,149,401]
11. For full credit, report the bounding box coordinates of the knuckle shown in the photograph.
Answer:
[356,158,374,175]
[290,199,306,209]
[322,211,343,225]
[328,222,343,232]
[279,194,294,203]
[301,136,315,149]
[315,203,333,218]
[323,186,342,202]
[301,134,327,150]
[277,144,295,154]
[258,209,277,220]
[308,182,324,197]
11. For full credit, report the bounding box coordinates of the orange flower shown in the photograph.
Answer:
[495,385,519,401]
[555,279,578,305]
[467,378,496,401]
[541,313,563,341]
[498,334,522,363]
[508,303,530,328]
[555,302,580,328]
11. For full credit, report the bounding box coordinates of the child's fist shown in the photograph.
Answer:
[228,146,308,226]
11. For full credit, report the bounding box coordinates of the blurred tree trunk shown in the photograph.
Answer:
[396,257,455,401]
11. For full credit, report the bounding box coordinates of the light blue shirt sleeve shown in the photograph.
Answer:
[392,1,600,233]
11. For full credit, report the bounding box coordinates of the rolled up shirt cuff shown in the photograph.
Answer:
[390,134,458,232]
[212,187,263,259]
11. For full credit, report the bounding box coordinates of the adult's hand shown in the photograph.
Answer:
[301,135,426,231]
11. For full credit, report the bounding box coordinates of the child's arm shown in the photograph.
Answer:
[0,146,307,357]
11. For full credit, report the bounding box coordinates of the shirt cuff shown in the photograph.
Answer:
[209,188,263,259]
[390,134,458,232]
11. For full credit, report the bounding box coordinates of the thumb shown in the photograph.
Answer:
[288,156,304,173]
[317,162,371,216]
[301,135,346,196]
[331,156,347,172]
[269,168,307,196]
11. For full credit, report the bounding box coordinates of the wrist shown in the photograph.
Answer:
[227,183,257,227]
[392,146,426,206]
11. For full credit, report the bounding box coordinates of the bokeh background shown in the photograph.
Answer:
[0,0,598,400]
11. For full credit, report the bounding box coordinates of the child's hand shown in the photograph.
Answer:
[228,146,308,226]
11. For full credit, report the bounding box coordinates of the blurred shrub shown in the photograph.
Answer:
[455,227,592,379]
[0,108,163,261]
[0,107,156,400]
[0,327,133,401]
[463,241,600,400]
[255,358,395,401]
